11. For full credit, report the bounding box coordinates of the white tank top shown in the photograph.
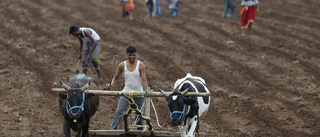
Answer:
[122,60,143,92]
[79,27,100,42]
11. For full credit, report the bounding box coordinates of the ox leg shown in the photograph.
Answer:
[196,120,200,133]
[186,116,198,137]
[178,125,187,137]
[80,122,90,137]
[63,122,71,137]
[83,126,90,137]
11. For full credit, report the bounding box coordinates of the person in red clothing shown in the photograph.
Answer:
[240,0,259,35]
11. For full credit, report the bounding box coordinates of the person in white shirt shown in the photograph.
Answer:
[69,26,102,82]
[108,45,148,130]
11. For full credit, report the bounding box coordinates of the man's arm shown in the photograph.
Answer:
[83,30,97,60]
[139,62,148,91]
[78,37,84,59]
[109,62,124,88]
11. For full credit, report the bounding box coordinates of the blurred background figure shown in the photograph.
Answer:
[121,0,135,20]
[240,0,259,35]
[155,0,161,16]
[145,0,161,18]
[167,0,179,18]
[222,0,236,19]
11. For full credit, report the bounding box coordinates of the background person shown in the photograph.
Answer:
[121,0,135,20]
[145,0,161,18]
[69,26,102,82]
[223,0,236,19]
[167,0,179,18]
[240,0,259,35]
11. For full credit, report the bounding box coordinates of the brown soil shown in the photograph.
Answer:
[1,0,320,136]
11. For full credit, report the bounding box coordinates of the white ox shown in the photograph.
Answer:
[159,73,210,137]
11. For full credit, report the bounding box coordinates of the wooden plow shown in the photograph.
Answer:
[51,88,208,137]
[51,88,210,97]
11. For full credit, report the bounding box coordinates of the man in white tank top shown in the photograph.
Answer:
[108,45,148,130]
[69,26,102,82]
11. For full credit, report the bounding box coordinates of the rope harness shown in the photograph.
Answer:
[170,104,187,126]
[66,92,85,115]
[125,91,143,131]
[142,89,153,97]
[124,89,166,133]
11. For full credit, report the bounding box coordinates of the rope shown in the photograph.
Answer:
[128,95,153,132]
[142,89,169,128]
[125,95,145,130]
[150,98,169,128]
[93,99,113,119]
[129,90,133,97]
[141,89,153,97]
[66,92,85,114]
[127,89,169,130]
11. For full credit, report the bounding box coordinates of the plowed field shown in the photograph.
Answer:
[1,0,320,136]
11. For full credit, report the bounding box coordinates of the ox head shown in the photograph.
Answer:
[59,79,95,120]
[159,88,196,126]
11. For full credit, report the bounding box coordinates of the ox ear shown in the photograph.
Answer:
[59,93,67,99]
[184,98,197,105]
[85,93,95,100]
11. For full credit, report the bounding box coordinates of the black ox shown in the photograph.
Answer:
[159,73,210,137]
[58,74,99,137]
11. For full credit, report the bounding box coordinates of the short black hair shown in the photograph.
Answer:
[69,25,79,34]
[126,45,137,53]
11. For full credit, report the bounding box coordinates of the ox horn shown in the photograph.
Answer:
[180,88,189,96]
[59,79,70,91]
[159,88,170,97]
[80,80,91,92]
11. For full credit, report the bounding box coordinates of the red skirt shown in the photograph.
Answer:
[240,5,256,29]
